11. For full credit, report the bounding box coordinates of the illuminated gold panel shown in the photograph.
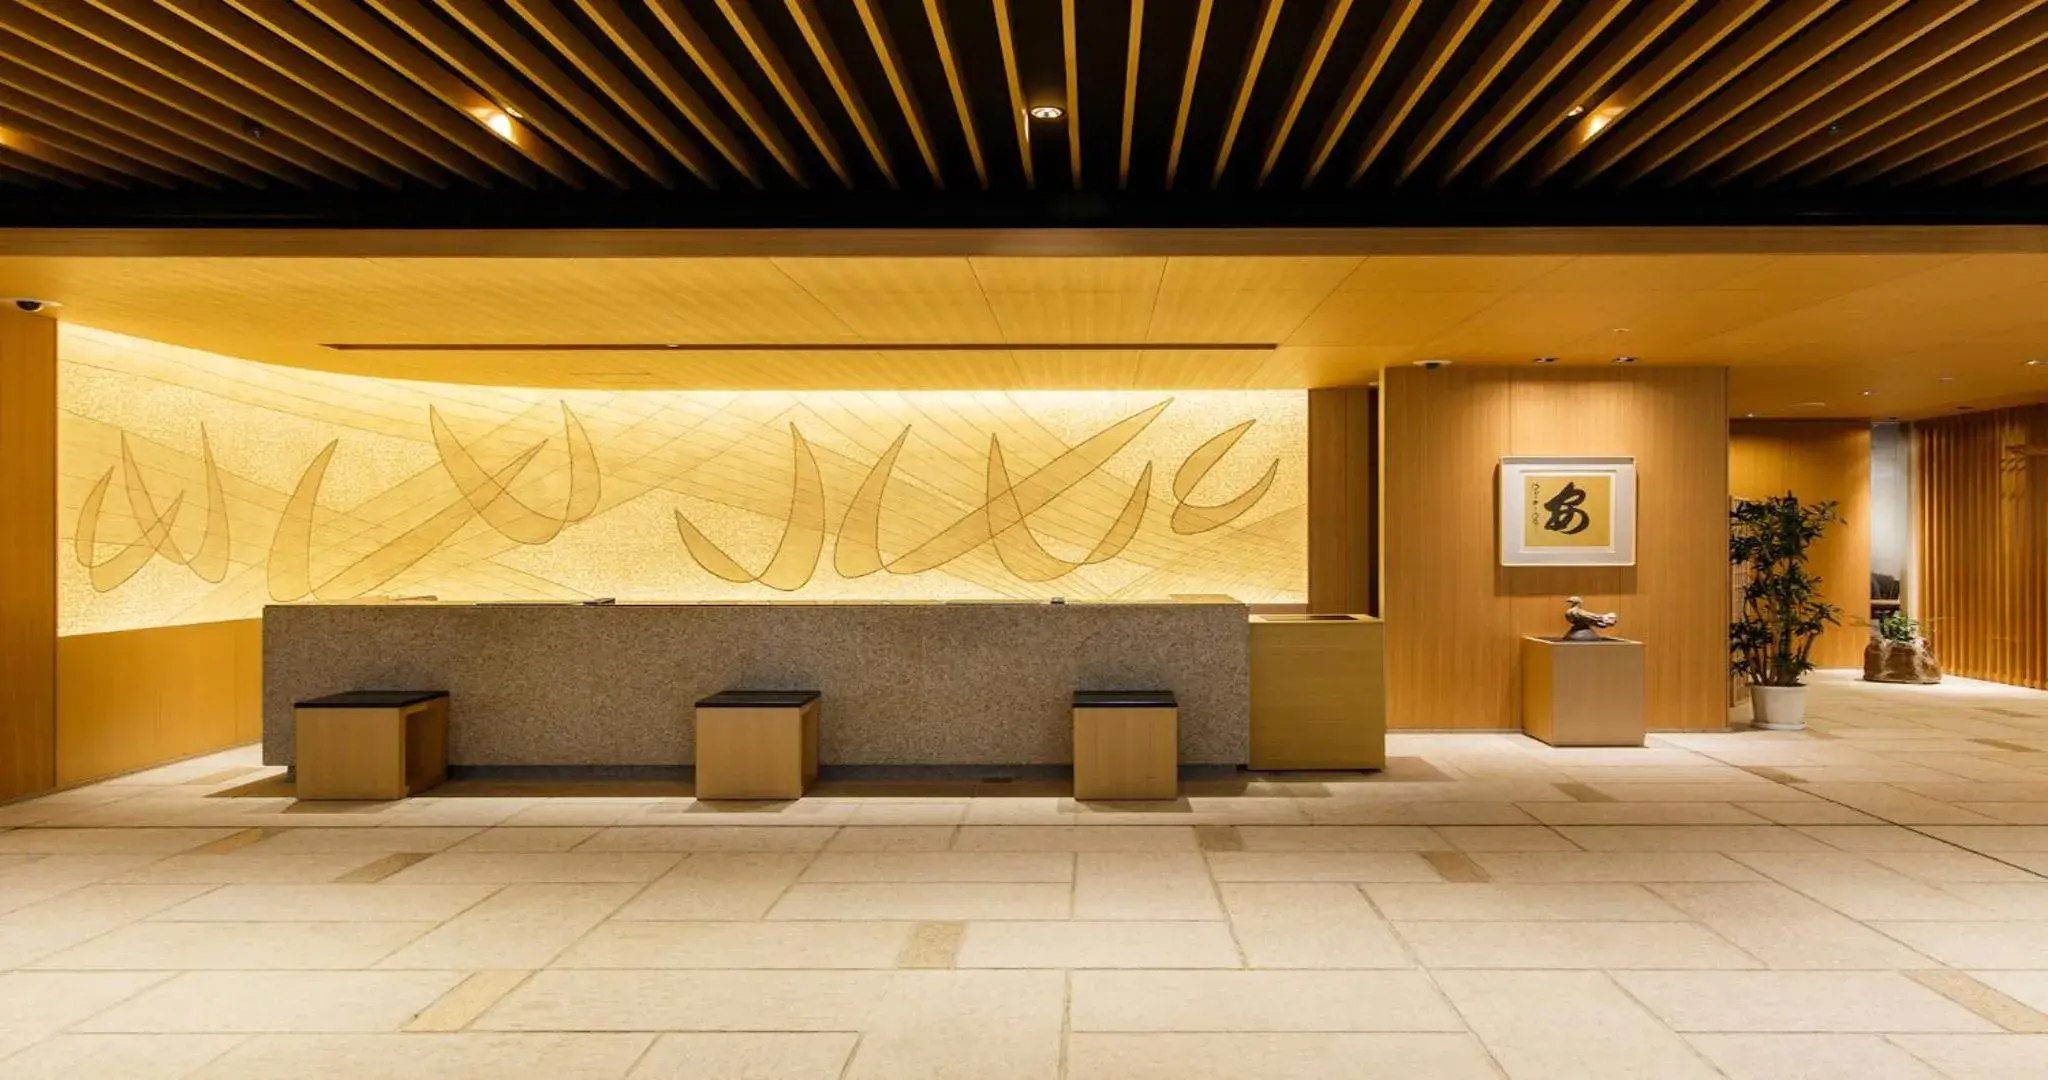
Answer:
[59,326,1306,635]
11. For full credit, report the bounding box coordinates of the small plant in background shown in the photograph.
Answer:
[1729,493,1842,688]
[1874,610,1920,644]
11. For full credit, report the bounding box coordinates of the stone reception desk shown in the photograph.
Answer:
[262,600,1250,769]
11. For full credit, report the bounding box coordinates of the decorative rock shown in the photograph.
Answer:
[1864,637,1942,684]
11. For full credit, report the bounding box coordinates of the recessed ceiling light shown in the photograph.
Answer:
[1565,105,1587,119]
[1612,355,1637,364]
[475,107,517,141]
[1745,412,1757,418]
[2026,359,2047,366]
[1612,327,1631,334]
[1861,390,1877,396]
[1533,356,1558,364]
[1938,375,1956,383]
[1413,359,1452,369]
[1792,401,1827,409]
[1028,105,1066,120]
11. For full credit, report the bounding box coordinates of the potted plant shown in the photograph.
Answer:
[1729,494,1841,731]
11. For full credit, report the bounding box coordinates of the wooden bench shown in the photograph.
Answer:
[694,690,821,800]
[1072,690,1178,800]
[294,690,449,800]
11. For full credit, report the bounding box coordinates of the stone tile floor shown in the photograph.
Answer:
[2,671,2047,1078]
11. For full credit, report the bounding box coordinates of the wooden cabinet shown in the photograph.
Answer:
[1521,637,1645,747]
[1250,615,1386,770]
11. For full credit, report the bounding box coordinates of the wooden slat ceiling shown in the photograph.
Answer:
[4,0,2048,207]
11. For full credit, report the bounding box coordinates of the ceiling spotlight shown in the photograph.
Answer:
[2026,359,2047,366]
[1413,359,1452,370]
[1612,355,1637,364]
[1565,105,1587,119]
[1861,390,1877,396]
[1938,375,1957,382]
[475,107,517,141]
[1792,401,1827,409]
[1028,105,1066,120]
[242,118,265,140]
[1533,356,1558,364]
[1745,412,1757,418]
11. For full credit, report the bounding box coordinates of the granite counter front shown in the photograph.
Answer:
[263,601,1250,768]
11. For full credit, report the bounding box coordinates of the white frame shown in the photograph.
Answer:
[1498,456,1637,567]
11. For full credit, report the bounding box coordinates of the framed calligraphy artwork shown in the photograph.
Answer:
[1497,456,1637,567]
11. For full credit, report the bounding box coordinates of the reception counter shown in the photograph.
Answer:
[262,600,1250,769]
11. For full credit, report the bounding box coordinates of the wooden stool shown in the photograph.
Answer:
[1072,690,1178,800]
[294,690,449,800]
[694,690,821,800]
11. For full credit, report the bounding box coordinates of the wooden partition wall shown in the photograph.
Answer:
[55,620,263,786]
[1915,405,2048,689]
[1308,387,1377,614]
[1381,365,1729,731]
[0,307,56,800]
[1730,421,1872,670]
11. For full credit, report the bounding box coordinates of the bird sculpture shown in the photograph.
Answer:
[1562,596,1619,642]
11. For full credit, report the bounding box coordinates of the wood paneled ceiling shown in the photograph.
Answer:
[7,236,2048,418]
[4,0,2048,222]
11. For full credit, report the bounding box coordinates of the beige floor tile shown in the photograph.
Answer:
[80,971,464,1033]
[844,970,1063,1080]
[843,802,968,826]
[476,969,892,1031]
[492,801,664,828]
[557,921,911,969]
[1396,920,1760,969]
[1366,883,1685,922]
[768,883,1071,921]
[378,883,637,969]
[1065,1033,1501,1080]
[1649,883,1937,969]
[1685,1033,1944,1079]
[824,826,956,852]
[152,883,496,922]
[1220,883,1409,968]
[0,884,213,967]
[1919,825,2048,852]
[576,826,836,853]
[1435,826,1578,852]
[956,921,1240,968]
[1233,826,1449,851]
[0,1033,243,1080]
[237,828,480,854]
[1302,801,1538,826]
[185,1033,649,1080]
[950,825,1196,852]
[1070,970,1463,1032]
[1731,852,2009,921]
[406,970,533,1032]
[448,828,604,853]
[1741,801,1886,825]
[1871,922,2048,968]
[1557,825,1830,852]
[1961,802,2048,824]
[1074,852,1222,919]
[105,853,391,885]
[799,852,1072,883]
[384,852,683,884]
[1613,971,1999,1033]
[1938,883,2048,919]
[1888,1034,2048,1079]
[628,1032,856,1079]
[1586,782,1818,802]
[1431,970,1723,1080]
[0,972,170,1057]
[0,828,236,855]
[612,854,810,920]
[1795,826,1959,852]
[1969,970,2048,1015]
[0,855,171,916]
[1797,786,2005,826]
[1524,803,1773,826]
[1205,852,1440,883]
[1872,850,2042,883]
[1471,851,1761,882]
[33,919,433,971]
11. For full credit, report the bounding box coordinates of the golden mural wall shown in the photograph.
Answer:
[58,327,1306,636]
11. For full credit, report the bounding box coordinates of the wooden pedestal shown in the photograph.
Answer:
[1250,614,1387,770]
[694,691,821,800]
[1073,691,1178,800]
[294,690,449,800]
[1521,637,1645,747]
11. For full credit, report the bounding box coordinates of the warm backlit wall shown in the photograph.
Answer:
[59,326,1307,637]
[1381,365,1729,731]
[1730,420,1872,670]
[1915,404,2048,689]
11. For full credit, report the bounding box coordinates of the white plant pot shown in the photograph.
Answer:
[1750,685,1808,732]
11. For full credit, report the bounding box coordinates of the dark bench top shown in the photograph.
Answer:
[296,690,449,709]
[1073,690,1176,708]
[697,690,822,709]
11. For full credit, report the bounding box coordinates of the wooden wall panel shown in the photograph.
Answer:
[1915,406,2048,690]
[1729,420,1872,670]
[1382,365,1729,731]
[1308,386,1377,614]
[0,306,56,800]
[55,619,263,785]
